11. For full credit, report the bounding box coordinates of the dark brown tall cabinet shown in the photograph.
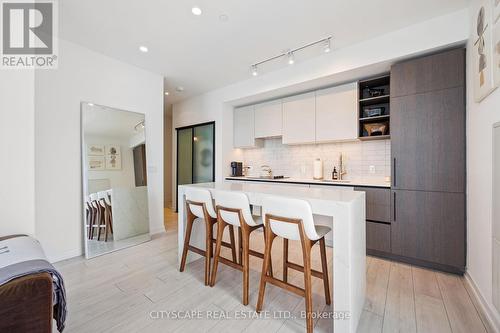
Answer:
[133,144,148,187]
[390,48,466,273]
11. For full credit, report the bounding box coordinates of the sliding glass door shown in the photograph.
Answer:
[176,122,215,210]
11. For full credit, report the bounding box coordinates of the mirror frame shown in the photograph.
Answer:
[80,101,150,259]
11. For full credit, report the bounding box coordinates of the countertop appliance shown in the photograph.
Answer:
[230,162,243,177]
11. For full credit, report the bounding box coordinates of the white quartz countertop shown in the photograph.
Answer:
[180,181,365,204]
[225,176,391,188]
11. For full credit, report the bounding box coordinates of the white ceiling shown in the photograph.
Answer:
[60,0,469,104]
[83,104,145,139]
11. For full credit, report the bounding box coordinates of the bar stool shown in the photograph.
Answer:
[85,196,93,238]
[179,188,238,286]
[98,191,112,241]
[88,193,101,240]
[256,196,331,333]
[210,190,273,306]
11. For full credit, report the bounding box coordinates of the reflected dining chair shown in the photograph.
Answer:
[85,196,93,238]
[98,191,112,241]
[88,193,100,240]
[256,196,331,333]
[210,190,273,306]
[179,188,238,286]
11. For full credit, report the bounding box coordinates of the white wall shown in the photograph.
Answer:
[85,135,136,192]
[172,9,469,207]
[465,0,500,328]
[34,39,164,261]
[164,104,173,207]
[0,70,35,236]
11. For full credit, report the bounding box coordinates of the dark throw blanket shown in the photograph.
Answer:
[0,237,67,332]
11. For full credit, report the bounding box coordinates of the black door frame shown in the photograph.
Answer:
[175,121,216,211]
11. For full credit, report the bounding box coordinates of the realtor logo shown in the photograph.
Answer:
[1,0,58,68]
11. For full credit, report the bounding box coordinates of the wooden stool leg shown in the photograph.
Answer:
[97,208,102,241]
[264,228,274,278]
[256,228,275,312]
[179,216,194,272]
[319,237,331,305]
[238,227,243,265]
[210,220,226,287]
[204,218,213,286]
[283,238,289,283]
[104,208,109,242]
[88,209,94,240]
[228,225,237,263]
[241,224,250,305]
[302,240,314,333]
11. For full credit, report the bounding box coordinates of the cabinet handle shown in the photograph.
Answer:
[393,192,397,221]
[393,157,396,187]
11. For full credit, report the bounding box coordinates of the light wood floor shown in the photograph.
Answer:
[53,209,488,333]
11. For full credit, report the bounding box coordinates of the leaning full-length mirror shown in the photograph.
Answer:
[81,103,150,258]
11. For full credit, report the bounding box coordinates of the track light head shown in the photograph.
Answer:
[324,38,331,53]
[251,65,258,76]
[287,51,295,65]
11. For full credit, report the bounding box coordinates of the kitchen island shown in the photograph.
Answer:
[178,182,366,333]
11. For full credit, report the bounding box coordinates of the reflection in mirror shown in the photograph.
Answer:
[81,102,150,258]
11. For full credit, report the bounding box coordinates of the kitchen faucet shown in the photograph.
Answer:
[339,153,347,180]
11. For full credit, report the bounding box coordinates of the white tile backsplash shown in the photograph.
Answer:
[241,138,391,182]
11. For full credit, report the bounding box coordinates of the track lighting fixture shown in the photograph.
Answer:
[134,120,145,131]
[249,36,332,76]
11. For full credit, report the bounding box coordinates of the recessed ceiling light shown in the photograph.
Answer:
[191,7,202,16]
[219,14,229,22]
[165,92,169,96]
[176,86,185,93]
[88,103,94,106]
[139,45,148,53]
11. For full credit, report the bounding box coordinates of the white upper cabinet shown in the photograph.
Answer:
[282,92,316,144]
[254,100,282,138]
[315,82,358,142]
[233,105,256,148]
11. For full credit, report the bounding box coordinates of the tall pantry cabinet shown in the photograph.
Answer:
[389,48,466,273]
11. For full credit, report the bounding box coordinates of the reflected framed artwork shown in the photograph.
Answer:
[105,154,122,170]
[105,145,121,156]
[88,156,105,170]
[87,144,104,156]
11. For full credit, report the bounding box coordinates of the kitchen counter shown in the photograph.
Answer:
[178,182,366,333]
[225,176,391,188]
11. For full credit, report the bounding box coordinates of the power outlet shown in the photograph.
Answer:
[369,165,376,174]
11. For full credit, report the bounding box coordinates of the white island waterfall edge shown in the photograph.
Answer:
[177,182,366,333]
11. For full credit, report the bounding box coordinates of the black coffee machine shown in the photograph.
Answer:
[230,162,243,176]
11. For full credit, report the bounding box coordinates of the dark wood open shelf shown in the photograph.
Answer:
[359,115,390,122]
[359,95,390,105]
[358,74,391,140]
[359,135,391,141]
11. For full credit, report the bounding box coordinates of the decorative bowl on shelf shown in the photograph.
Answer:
[364,122,388,136]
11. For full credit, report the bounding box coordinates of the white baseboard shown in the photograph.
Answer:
[150,228,167,236]
[49,248,83,263]
[464,272,500,333]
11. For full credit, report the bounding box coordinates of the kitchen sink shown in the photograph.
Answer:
[318,179,351,183]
